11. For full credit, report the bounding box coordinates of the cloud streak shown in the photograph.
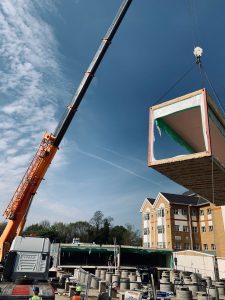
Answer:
[0,0,67,216]
[76,147,161,186]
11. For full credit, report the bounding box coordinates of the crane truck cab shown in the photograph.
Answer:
[0,236,55,299]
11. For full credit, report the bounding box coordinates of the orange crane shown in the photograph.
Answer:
[0,0,132,263]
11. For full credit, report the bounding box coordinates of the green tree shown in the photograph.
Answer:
[124,224,141,246]
[109,225,127,245]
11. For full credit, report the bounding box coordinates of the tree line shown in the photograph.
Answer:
[0,211,141,246]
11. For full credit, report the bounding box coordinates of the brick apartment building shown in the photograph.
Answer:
[140,192,225,257]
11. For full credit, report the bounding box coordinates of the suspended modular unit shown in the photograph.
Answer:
[148,89,225,205]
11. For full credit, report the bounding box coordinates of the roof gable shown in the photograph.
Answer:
[140,197,155,212]
[153,192,170,208]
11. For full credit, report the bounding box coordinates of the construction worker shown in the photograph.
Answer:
[72,285,82,300]
[31,287,41,300]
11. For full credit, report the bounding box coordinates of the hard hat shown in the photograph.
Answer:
[33,287,39,293]
[76,285,82,292]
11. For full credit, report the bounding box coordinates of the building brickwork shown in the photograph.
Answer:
[140,192,225,257]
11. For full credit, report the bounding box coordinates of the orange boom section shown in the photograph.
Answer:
[0,133,58,261]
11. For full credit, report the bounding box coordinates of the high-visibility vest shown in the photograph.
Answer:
[31,296,41,300]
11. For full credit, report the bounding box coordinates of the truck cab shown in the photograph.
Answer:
[0,237,55,299]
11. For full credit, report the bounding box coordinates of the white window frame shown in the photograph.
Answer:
[183,225,189,232]
[200,209,204,216]
[203,244,208,250]
[175,243,181,250]
[174,225,180,232]
[157,208,165,217]
[144,227,150,235]
[209,225,213,232]
[211,244,216,250]
[192,226,198,233]
[157,225,165,234]
[173,208,178,215]
[181,209,187,215]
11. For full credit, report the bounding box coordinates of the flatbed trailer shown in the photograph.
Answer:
[0,282,55,300]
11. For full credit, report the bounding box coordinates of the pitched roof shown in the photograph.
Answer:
[161,192,209,206]
[146,198,155,205]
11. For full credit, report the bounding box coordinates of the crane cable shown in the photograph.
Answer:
[188,1,222,265]
[152,63,196,106]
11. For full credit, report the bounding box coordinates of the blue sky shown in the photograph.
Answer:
[0,0,225,230]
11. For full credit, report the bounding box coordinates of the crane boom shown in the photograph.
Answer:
[53,0,132,147]
[0,0,132,262]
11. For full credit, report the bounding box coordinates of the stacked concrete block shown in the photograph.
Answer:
[170,270,180,283]
[160,274,173,292]
[120,278,130,291]
[100,270,107,281]
[208,286,219,300]
[215,281,225,297]
[105,272,113,284]
[121,270,129,278]
[190,273,198,283]
[187,282,199,298]
[196,291,215,300]
[205,276,212,288]
[99,281,107,293]
[91,276,100,289]
[176,287,192,300]
[130,281,141,290]
[95,269,101,278]
[129,273,137,282]
[112,274,120,288]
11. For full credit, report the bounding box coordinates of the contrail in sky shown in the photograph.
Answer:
[77,148,161,186]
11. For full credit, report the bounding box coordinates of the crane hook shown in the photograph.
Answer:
[193,46,203,65]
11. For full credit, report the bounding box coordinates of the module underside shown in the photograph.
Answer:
[151,154,225,206]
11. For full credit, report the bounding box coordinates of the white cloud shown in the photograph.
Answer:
[0,0,68,219]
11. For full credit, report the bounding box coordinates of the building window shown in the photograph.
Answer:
[144,228,149,235]
[175,243,181,250]
[209,225,213,232]
[207,208,212,215]
[201,226,206,232]
[193,243,200,250]
[174,225,180,232]
[157,208,164,217]
[191,210,197,216]
[157,242,166,248]
[181,209,187,215]
[143,242,150,248]
[211,244,216,250]
[184,243,190,250]
[200,209,204,216]
[192,226,198,233]
[157,225,165,234]
[203,244,208,250]
[144,213,150,220]
[183,226,189,232]
[173,208,178,215]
